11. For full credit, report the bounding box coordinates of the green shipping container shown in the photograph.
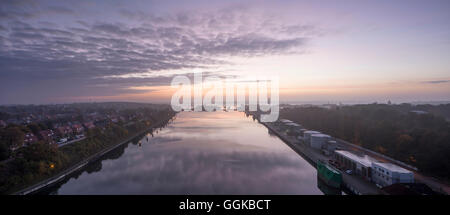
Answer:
[317,160,342,189]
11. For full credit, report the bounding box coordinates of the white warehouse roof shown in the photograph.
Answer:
[303,130,321,134]
[285,122,301,127]
[373,162,412,173]
[311,134,330,138]
[335,150,378,168]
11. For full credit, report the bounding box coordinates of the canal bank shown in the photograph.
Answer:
[37,111,323,195]
[13,117,175,195]
[261,121,382,195]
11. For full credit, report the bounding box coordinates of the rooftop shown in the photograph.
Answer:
[373,162,412,173]
[303,130,321,134]
[285,122,301,127]
[311,134,331,138]
[335,150,378,167]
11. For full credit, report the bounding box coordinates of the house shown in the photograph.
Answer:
[24,132,38,145]
[56,126,73,137]
[410,110,428,115]
[0,120,6,128]
[83,122,95,129]
[72,124,84,134]
[39,129,55,143]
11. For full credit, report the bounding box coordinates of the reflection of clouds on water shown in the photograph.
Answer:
[174,126,238,130]
[59,146,317,194]
[146,136,183,144]
[55,112,322,194]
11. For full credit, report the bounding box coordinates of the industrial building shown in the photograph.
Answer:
[310,134,331,149]
[335,150,415,186]
[303,130,321,145]
[371,162,414,187]
[285,122,301,127]
[276,119,294,130]
[334,150,377,181]
[278,119,293,124]
[322,140,338,156]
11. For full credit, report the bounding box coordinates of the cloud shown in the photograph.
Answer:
[421,80,450,84]
[47,6,74,14]
[0,2,320,104]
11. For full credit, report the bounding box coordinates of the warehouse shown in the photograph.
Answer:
[372,162,414,187]
[310,134,331,149]
[334,150,377,181]
[303,130,321,145]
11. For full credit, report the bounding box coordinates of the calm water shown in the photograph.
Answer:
[47,111,324,194]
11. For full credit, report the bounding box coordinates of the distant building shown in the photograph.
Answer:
[285,122,301,127]
[310,134,331,149]
[0,120,6,128]
[371,162,414,187]
[321,104,338,109]
[83,122,95,129]
[410,110,428,115]
[24,132,38,145]
[56,126,73,137]
[72,124,84,134]
[303,131,321,145]
[39,129,55,143]
[322,140,338,156]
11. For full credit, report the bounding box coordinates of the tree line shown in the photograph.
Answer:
[0,108,175,194]
[280,104,450,180]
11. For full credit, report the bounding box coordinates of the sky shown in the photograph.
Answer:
[0,0,450,105]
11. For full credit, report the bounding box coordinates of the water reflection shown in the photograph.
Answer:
[45,111,323,194]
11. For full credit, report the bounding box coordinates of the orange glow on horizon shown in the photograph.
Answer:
[55,77,450,103]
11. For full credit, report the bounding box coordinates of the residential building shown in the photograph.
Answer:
[83,122,95,129]
[56,126,73,137]
[72,124,84,134]
[39,129,55,143]
[24,132,38,145]
[0,120,6,128]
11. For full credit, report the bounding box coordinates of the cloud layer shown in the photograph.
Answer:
[0,1,318,104]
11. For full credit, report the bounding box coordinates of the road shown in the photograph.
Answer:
[58,137,86,148]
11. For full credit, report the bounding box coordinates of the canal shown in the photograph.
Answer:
[44,111,325,194]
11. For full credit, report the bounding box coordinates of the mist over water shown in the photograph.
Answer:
[49,111,322,194]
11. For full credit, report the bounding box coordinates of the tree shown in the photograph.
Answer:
[0,142,10,160]
[280,104,450,179]
[1,127,25,150]
[27,123,41,135]
[22,141,58,162]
